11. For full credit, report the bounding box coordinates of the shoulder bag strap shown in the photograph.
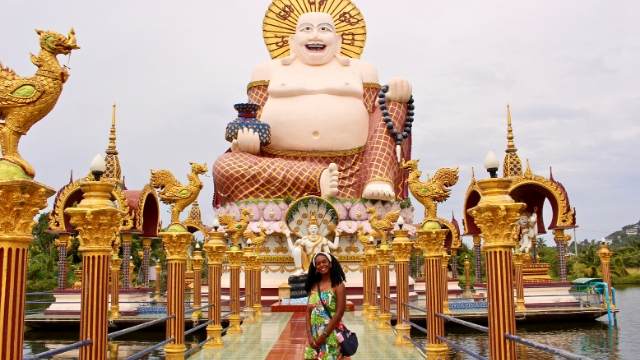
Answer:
[317,283,334,318]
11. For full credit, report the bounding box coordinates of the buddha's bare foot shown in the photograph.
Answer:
[362,181,395,201]
[320,163,339,198]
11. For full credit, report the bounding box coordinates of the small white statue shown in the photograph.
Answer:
[518,208,538,254]
[286,214,340,275]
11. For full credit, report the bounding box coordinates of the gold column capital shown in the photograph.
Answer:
[513,252,527,266]
[0,179,54,239]
[415,228,449,258]
[227,246,244,267]
[467,204,524,250]
[160,225,191,260]
[391,229,413,262]
[204,232,227,264]
[192,250,203,271]
[472,234,482,246]
[597,243,612,262]
[142,237,153,248]
[111,256,122,269]
[121,232,134,244]
[65,181,123,255]
[553,229,571,244]
[377,244,393,265]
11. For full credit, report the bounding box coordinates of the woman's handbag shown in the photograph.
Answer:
[317,284,359,356]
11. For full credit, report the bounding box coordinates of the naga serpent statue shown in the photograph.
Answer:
[0,29,79,177]
[150,162,208,225]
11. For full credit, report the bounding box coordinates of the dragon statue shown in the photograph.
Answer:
[150,162,207,224]
[0,29,79,177]
[366,207,400,245]
[219,208,252,247]
[401,159,459,221]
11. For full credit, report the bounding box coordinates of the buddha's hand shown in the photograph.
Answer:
[386,77,412,103]
[231,128,261,154]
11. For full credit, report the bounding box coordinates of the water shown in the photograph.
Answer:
[420,286,640,359]
[24,287,639,359]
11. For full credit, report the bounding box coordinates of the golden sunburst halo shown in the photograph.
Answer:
[263,0,367,59]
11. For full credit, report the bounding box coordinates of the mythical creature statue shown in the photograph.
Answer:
[286,214,340,275]
[366,207,400,244]
[150,162,207,224]
[244,225,267,252]
[213,2,413,205]
[0,29,79,177]
[219,208,252,246]
[356,225,373,247]
[402,159,459,220]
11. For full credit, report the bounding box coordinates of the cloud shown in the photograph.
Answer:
[2,0,638,240]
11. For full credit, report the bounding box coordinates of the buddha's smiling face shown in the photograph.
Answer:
[292,12,341,65]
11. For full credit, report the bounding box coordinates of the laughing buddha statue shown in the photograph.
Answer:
[213,1,413,205]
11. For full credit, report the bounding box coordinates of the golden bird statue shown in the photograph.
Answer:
[150,162,207,224]
[366,207,400,245]
[244,225,267,252]
[0,29,80,177]
[219,208,252,247]
[401,159,459,221]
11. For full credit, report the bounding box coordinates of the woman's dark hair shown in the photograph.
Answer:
[305,253,346,293]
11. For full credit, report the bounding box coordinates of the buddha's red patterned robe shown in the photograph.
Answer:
[213,82,411,206]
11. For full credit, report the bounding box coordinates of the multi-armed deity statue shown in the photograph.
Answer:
[213,0,413,205]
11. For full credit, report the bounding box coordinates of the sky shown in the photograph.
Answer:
[2,0,639,244]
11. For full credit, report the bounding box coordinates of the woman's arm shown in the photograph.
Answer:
[316,283,346,345]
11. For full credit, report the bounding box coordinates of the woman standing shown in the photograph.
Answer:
[304,252,347,360]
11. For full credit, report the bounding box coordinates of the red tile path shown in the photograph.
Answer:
[265,312,308,360]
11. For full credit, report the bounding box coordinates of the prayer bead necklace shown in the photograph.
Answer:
[378,85,414,162]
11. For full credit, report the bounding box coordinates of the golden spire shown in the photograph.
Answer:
[502,104,523,177]
[103,103,122,183]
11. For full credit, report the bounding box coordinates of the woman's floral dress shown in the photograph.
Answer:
[304,288,344,360]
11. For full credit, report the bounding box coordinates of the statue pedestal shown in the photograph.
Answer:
[523,262,552,283]
[288,274,308,299]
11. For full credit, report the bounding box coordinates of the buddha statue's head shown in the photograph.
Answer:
[308,224,319,235]
[290,12,341,66]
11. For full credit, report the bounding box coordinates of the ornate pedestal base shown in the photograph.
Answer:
[523,262,552,282]
[203,324,224,349]
[227,314,242,334]
[377,312,392,330]
[394,323,412,345]
[425,343,449,359]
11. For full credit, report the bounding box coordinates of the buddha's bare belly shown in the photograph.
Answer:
[261,94,369,151]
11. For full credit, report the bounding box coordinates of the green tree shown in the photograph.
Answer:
[27,213,58,292]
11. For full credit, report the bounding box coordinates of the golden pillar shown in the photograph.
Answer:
[252,254,263,318]
[450,249,458,280]
[154,261,162,302]
[360,252,369,317]
[159,225,192,359]
[0,177,53,360]
[415,224,449,359]
[141,237,153,287]
[242,247,255,323]
[467,178,525,360]
[513,252,526,312]
[110,255,122,320]
[472,234,482,285]
[108,342,119,360]
[185,254,194,292]
[128,260,135,288]
[553,229,570,282]
[377,243,392,329]
[121,232,134,289]
[366,244,379,321]
[203,230,226,348]
[55,232,73,290]
[391,228,413,346]
[463,255,473,298]
[442,253,451,315]
[191,246,203,321]
[66,180,123,360]
[597,243,613,307]
[227,245,244,334]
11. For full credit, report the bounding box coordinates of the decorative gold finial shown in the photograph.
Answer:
[524,159,533,178]
[103,103,122,182]
[107,103,117,154]
[506,104,516,153]
[471,166,476,183]
[502,104,523,177]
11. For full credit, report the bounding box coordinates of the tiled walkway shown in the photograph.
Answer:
[190,311,424,359]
